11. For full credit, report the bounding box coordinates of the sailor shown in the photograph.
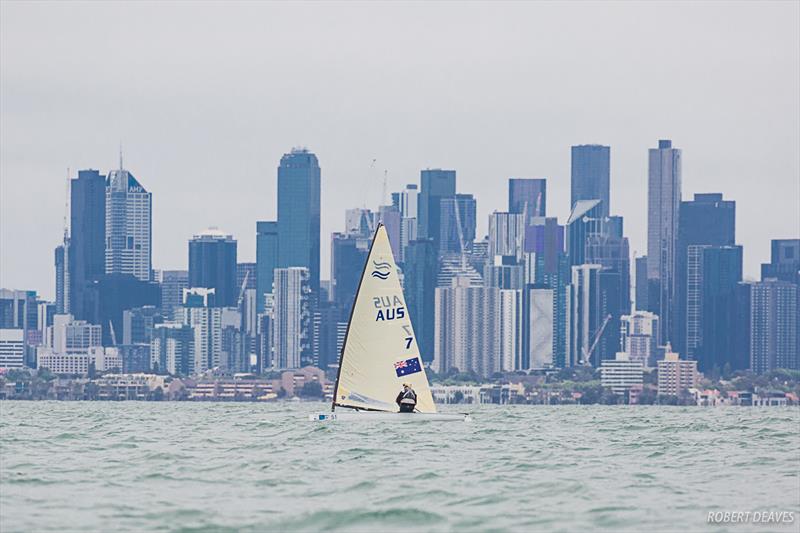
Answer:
[396,383,417,413]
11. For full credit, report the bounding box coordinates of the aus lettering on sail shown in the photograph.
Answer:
[373,295,405,321]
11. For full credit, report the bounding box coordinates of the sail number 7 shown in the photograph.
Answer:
[405,337,413,349]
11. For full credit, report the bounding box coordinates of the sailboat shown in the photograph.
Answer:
[311,223,468,422]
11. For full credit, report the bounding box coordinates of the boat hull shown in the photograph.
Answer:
[309,411,469,422]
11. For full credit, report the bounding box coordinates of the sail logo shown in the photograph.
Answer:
[371,260,391,280]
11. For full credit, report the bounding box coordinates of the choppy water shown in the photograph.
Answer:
[1,402,798,532]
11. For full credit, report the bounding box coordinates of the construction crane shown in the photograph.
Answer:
[581,313,612,366]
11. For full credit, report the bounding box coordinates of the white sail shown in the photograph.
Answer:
[333,224,436,413]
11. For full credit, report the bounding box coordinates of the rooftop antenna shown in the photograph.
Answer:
[63,167,70,239]
[119,142,123,170]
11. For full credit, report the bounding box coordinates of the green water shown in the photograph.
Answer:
[1,401,798,532]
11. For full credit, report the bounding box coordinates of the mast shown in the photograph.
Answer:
[331,223,384,411]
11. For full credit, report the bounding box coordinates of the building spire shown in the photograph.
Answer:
[119,142,123,170]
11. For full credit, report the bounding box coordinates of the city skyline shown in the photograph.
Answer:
[2,2,799,299]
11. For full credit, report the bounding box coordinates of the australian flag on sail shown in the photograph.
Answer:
[394,357,422,377]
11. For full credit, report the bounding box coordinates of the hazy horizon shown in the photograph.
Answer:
[2,1,798,300]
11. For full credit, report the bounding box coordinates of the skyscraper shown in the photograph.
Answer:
[105,164,152,281]
[188,229,237,307]
[403,239,438,363]
[277,148,321,298]
[566,199,603,268]
[674,193,736,355]
[634,256,648,311]
[69,169,106,320]
[273,267,311,369]
[159,270,188,317]
[646,139,682,344]
[256,221,278,313]
[55,244,68,314]
[747,279,798,373]
[571,145,610,216]
[418,169,456,252]
[439,194,476,254]
[509,178,546,221]
[330,232,370,315]
[761,239,800,285]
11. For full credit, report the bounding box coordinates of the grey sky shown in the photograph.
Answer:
[2,1,798,300]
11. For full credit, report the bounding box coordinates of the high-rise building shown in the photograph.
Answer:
[69,169,106,320]
[105,164,152,281]
[499,289,523,372]
[236,263,257,292]
[345,208,376,238]
[418,169,456,252]
[277,148,321,298]
[674,193,736,355]
[45,314,102,355]
[571,145,610,216]
[434,277,500,377]
[761,239,800,285]
[122,306,165,345]
[0,329,25,368]
[378,205,402,258]
[330,233,370,315]
[84,274,161,346]
[175,289,240,374]
[634,256,648,311]
[686,246,742,372]
[620,311,660,367]
[569,264,602,367]
[488,212,525,259]
[524,217,564,274]
[1,289,42,367]
[522,285,555,370]
[439,194,476,254]
[273,267,311,369]
[646,140,682,345]
[484,256,524,290]
[256,221,278,313]
[509,178,546,221]
[657,347,699,397]
[151,323,195,375]
[394,184,419,219]
[55,244,68,314]
[748,279,798,373]
[188,229,237,307]
[566,199,603,268]
[403,239,438,363]
[159,270,188,317]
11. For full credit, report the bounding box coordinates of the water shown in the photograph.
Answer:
[1,402,798,532]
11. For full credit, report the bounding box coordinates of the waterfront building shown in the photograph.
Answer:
[117,344,152,374]
[158,270,188,317]
[105,164,152,281]
[600,352,644,396]
[488,211,525,259]
[748,279,798,373]
[0,329,25,368]
[433,277,500,377]
[620,311,660,367]
[646,140,682,345]
[418,169,456,252]
[277,148,321,298]
[675,193,736,355]
[188,228,237,307]
[403,239,438,363]
[256,221,278,312]
[509,178,546,221]
[36,350,90,375]
[569,264,602,367]
[68,169,106,320]
[439,194,476,254]
[87,346,123,372]
[273,267,312,369]
[571,144,610,217]
[657,347,699,396]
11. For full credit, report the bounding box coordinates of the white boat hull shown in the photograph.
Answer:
[309,411,469,422]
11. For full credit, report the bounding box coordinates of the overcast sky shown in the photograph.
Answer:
[2,1,798,300]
